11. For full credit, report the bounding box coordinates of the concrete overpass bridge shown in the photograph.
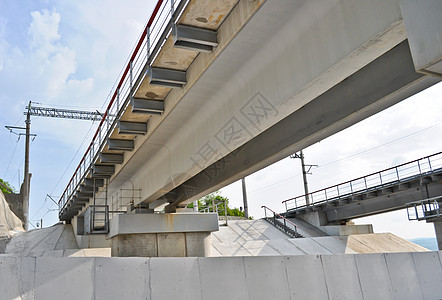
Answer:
[54,0,442,253]
[283,152,442,222]
[280,152,442,248]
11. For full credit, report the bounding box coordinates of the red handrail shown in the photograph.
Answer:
[282,151,442,204]
[261,205,298,229]
[58,0,165,205]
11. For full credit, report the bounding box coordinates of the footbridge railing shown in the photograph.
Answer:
[283,152,442,213]
[58,0,187,212]
[406,196,441,221]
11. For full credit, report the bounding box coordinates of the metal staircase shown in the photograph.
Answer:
[262,206,302,238]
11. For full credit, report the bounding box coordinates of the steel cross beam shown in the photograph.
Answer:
[26,106,102,121]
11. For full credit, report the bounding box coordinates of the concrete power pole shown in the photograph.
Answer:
[241,177,249,219]
[290,150,317,206]
[23,101,31,231]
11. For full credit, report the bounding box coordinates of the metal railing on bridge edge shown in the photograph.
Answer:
[262,206,300,238]
[282,151,442,213]
[58,0,189,214]
[406,196,441,221]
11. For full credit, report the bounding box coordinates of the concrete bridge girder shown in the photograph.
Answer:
[109,0,417,210]
[62,0,442,223]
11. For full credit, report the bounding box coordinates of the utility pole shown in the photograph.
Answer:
[241,177,249,219]
[23,101,31,230]
[5,102,102,230]
[290,150,317,206]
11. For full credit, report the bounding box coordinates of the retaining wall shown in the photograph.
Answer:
[1,251,441,299]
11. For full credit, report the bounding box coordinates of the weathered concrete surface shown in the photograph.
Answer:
[211,220,428,256]
[1,252,441,299]
[401,0,442,76]
[2,187,25,230]
[111,231,212,257]
[355,253,395,299]
[0,190,24,239]
[5,224,78,256]
[434,220,442,250]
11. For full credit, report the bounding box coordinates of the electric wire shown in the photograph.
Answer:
[236,122,442,198]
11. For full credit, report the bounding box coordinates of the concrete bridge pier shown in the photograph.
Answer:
[294,211,373,236]
[431,220,442,251]
[108,213,218,257]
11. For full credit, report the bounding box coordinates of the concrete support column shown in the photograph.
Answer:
[433,220,442,250]
[108,213,218,257]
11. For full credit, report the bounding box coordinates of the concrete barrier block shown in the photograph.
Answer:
[321,254,363,300]
[244,256,290,299]
[411,251,442,299]
[385,252,423,299]
[285,255,329,299]
[354,253,394,300]
[35,257,94,300]
[0,256,35,299]
[150,257,201,299]
[199,257,249,300]
[95,257,150,299]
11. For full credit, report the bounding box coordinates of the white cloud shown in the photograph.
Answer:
[28,9,60,52]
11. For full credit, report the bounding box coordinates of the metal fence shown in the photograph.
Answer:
[283,152,442,212]
[58,0,187,212]
[406,196,441,221]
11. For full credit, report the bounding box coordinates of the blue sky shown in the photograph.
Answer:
[0,1,441,238]
[0,0,155,228]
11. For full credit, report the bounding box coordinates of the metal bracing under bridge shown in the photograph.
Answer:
[283,152,442,223]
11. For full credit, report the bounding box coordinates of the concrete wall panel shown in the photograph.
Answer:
[0,256,35,300]
[34,257,94,300]
[411,252,442,299]
[94,257,150,299]
[244,256,290,299]
[2,252,442,299]
[150,257,201,299]
[385,252,423,299]
[199,257,249,300]
[354,253,394,300]
[321,254,363,300]
[285,255,329,300]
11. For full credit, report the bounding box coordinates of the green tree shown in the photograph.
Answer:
[188,191,252,219]
[0,179,16,194]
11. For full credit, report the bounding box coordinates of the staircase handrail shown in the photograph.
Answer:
[261,205,298,236]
